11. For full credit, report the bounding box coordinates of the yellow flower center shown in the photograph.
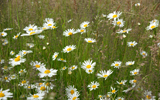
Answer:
[44,70,51,74]
[12,76,15,78]
[129,63,132,65]
[15,35,18,38]
[88,70,92,72]
[103,75,108,77]
[61,58,64,61]
[115,63,119,66]
[1,33,4,36]
[22,80,26,84]
[130,43,134,46]
[43,27,46,30]
[117,21,121,25]
[3,66,8,69]
[80,29,84,32]
[133,80,137,83]
[54,55,58,58]
[63,67,66,69]
[86,65,91,69]
[72,66,75,69]
[20,70,24,73]
[70,90,74,95]
[113,14,117,18]
[39,83,43,86]
[14,56,21,62]
[28,28,33,31]
[4,77,8,80]
[67,48,72,51]
[123,30,126,33]
[118,99,122,100]
[48,24,52,26]
[35,65,40,68]
[68,32,72,36]
[52,26,56,28]
[40,86,45,91]
[84,24,88,27]
[0,91,5,97]
[88,40,92,43]
[33,95,39,98]
[99,95,102,98]
[146,95,151,99]
[28,86,31,88]
[72,97,77,100]
[112,90,116,93]
[46,82,50,86]
[23,52,26,54]
[134,72,137,75]
[119,82,123,84]
[29,31,35,35]
[92,85,97,88]
[151,25,155,29]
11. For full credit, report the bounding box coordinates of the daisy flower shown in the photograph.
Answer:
[2,66,14,72]
[43,20,56,30]
[30,61,46,70]
[116,97,125,100]
[127,41,138,47]
[10,74,17,80]
[3,28,13,31]
[111,61,122,69]
[140,51,147,57]
[21,30,42,36]
[0,59,4,64]
[109,87,117,94]
[146,20,159,30]
[67,92,80,100]
[76,28,86,34]
[38,67,58,78]
[44,18,54,23]
[27,92,45,100]
[69,65,78,71]
[0,31,7,37]
[102,14,107,17]
[0,76,11,82]
[117,28,132,34]
[23,24,38,32]
[112,18,125,27]
[18,80,29,86]
[84,38,96,43]
[80,21,90,28]
[81,59,96,70]
[117,80,127,85]
[144,90,156,100]
[85,68,94,74]
[130,69,140,76]
[135,3,140,6]
[2,39,8,45]
[26,43,34,48]
[24,84,36,89]
[62,45,76,53]
[63,29,76,37]
[66,85,78,96]
[61,66,67,70]
[10,51,15,55]
[38,35,45,39]
[126,61,135,66]
[43,46,46,50]
[88,81,100,91]
[129,79,137,85]
[52,52,59,61]
[9,56,26,66]
[97,69,113,80]
[13,32,21,39]
[57,58,67,62]
[0,88,13,99]
[107,11,122,20]
[19,69,27,75]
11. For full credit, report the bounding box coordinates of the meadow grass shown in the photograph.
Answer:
[0,0,160,100]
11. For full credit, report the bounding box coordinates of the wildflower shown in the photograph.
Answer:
[67,92,80,100]
[112,18,125,27]
[117,80,127,85]
[135,3,140,6]
[149,35,153,38]
[0,59,4,64]
[27,92,45,100]
[57,58,67,62]
[0,76,11,82]
[0,88,13,99]
[46,42,49,45]
[10,51,15,55]
[68,19,72,23]
[24,84,36,89]
[146,20,159,30]
[30,61,46,70]
[23,24,38,32]
[2,39,8,45]
[107,11,122,20]
[52,52,59,60]
[116,97,125,100]
[102,14,107,17]
[84,38,96,43]
[109,87,117,94]
[149,19,159,24]
[117,28,132,34]
[19,69,27,75]
[44,18,54,23]
[127,41,138,47]
[97,69,113,80]
[85,68,94,74]
[61,66,67,70]
[18,80,29,86]
[129,79,137,85]
[81,59,96,70]
[21,30,42,36]
[140,51,147,57]
[69,65,78,71]
[111,61,122,69]
[43,46,46,50]
[43,20,56,30]
[80,21,90,28]
[88,81,100,91]
[9,56,26,66]
[63,29,76,37]
[2,66,14,72]
[144,90,156,100]
[3,28,13,31]
[138,22,141,25]
[38,35,45,39]
[126,61,135,66]
[62,45,76,53]
[13,32,21,39]
[10,74,17,80]
[0,31,7,37]
[38,67,58,78]
[66,85,78,96]
[76,28,86,34]
[130,69,140,76]
[26,43,34,48]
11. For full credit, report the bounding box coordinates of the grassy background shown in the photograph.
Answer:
[0,0,160,99]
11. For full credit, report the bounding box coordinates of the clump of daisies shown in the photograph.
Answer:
[81,59,96,74]
[146,19,159,31]
[107,11,122,20]
[66,85,80,100]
